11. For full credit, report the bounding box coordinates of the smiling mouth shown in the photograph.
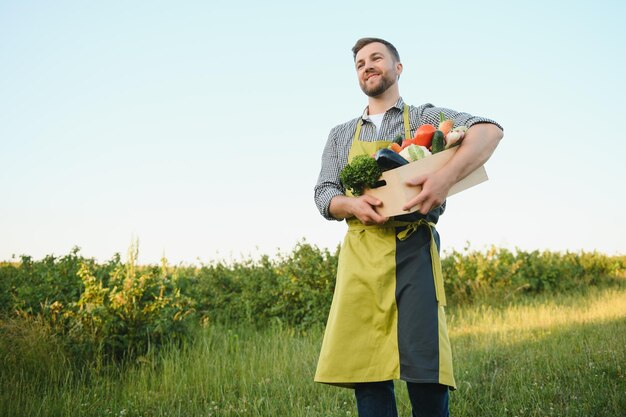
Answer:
[366,73,380,81]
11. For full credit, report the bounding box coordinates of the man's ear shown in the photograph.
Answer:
[396,62,403,79]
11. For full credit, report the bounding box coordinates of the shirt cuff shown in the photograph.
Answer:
[318,188,345,221]
[465,117,503,132]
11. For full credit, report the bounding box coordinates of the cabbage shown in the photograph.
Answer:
[400,144,431,162]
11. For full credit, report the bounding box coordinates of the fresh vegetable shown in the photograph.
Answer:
[339,154,382,196]
[438,112,454,136]
[400,144,431,162]
[444,130,462,148]
[375,148,409,171]
[413,124,436,147]
[431,130,445,154]
[388,142,402,153]
[341,120,466,197]
[444,126,467,149]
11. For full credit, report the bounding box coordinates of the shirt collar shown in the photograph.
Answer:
[361,97,405,120]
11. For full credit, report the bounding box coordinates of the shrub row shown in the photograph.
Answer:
[0,241,624,362]
[442,246,625,303]
[0,243,195,363]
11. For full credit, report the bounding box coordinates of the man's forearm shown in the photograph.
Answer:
[328,195,354,220]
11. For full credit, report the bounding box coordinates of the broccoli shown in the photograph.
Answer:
[339,154,382,197]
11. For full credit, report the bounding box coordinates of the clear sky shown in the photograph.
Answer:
[1,0,625,264]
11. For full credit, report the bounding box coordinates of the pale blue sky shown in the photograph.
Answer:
[1,0,625,264]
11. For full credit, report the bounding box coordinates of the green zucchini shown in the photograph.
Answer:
[431,130,445,154]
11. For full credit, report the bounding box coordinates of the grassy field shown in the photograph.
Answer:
[1,286,624,417]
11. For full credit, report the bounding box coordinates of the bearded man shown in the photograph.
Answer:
[313,37,503,417]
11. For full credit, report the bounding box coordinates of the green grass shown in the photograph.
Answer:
[1,287,624,417]
[447,288,626,416]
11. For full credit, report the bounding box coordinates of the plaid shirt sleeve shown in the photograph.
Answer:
[419,103,503,131]
[314,125,348,221]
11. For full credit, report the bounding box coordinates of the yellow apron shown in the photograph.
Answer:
[315,105,456,389]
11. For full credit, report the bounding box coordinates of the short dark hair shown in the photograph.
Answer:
[352,38,401,62]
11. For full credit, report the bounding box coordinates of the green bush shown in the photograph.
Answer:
[63,243,196,361]
[191,241,339,328]
[442,246,625,304]
[0,248,84,314]
[1,240,624,366]
[0,243,196,364]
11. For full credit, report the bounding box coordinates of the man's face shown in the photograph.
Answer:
[355,42,402,98]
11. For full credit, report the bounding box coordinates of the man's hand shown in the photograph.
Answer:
[402,123,503,214]
[402,171,453,214]
[350,195,389,225]
[329,195,389,225]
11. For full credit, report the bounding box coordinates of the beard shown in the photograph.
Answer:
[359,72,396,97]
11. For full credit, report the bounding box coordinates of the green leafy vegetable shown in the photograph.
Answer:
[340,154,382,197]
[399,144,431,162]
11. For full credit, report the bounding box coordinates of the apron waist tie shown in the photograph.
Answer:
[347,219,447,307]
[397,220,446,307]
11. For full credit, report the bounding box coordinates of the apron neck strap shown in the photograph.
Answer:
[402,103,411,140]
[353,104,410,142]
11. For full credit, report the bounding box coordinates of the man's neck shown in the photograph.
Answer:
[367,87,400,115]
